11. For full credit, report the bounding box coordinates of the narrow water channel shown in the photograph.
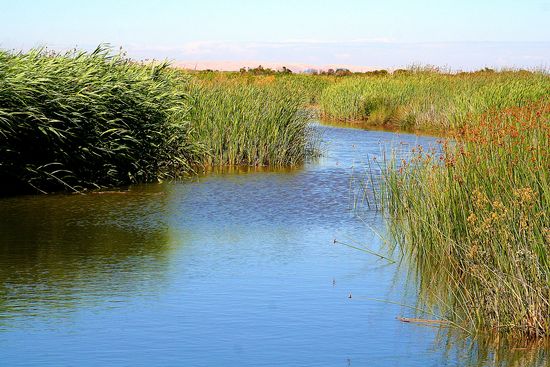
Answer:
[0,125,545,366]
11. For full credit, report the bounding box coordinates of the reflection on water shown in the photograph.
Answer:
[0,188,179,326]
[431,329,549,367]
[0,124,547,366]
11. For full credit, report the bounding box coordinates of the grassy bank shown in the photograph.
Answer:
[320,71,550,131]
[323,69,550,339]
[0,48,317,194]
[380,102,549,338]
[186,80,317,166]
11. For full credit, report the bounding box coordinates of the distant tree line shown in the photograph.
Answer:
[198,65,537,76]
[239,65,293,75]
[305,68,388,76]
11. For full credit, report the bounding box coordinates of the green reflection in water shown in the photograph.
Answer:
[430,328,549,367]
[0,184,184,325]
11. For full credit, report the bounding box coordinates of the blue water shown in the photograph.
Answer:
[0,125,542,366]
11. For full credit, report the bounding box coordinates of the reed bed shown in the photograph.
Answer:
[0,47,199,194]
[0,48,318,194]
[320,71,550,131]
[380,101,549,339]
[186,80,318,167]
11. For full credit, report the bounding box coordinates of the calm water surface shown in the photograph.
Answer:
[0,125,546,366]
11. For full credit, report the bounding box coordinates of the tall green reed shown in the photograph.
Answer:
[380,102,549,339]
[0,47,320,195]
[0,46,200,194]
[186,80,318,167]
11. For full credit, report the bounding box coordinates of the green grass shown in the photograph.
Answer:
[380,102,549,339]
[0,47,201,194]
[186,79,318,167]
[0,47,318,194]
[320,71,550,131]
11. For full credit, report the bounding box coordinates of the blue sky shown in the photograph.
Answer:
[1,0,549,69]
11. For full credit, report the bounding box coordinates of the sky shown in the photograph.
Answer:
[1,0,549,70]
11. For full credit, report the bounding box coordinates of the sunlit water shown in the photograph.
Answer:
[0,124,546,366]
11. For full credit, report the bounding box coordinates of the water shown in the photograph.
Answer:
[0,125,545,366]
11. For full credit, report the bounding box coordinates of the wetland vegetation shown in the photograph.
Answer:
[0,47,318,194]
[319,69,549,131]
[1,45,549,346]
[380,101,549,339]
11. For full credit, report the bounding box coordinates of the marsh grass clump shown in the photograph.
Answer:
[0,46,199,194]
[186,80,319,167]
[380,102,550,338]
[320,71,550,131]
